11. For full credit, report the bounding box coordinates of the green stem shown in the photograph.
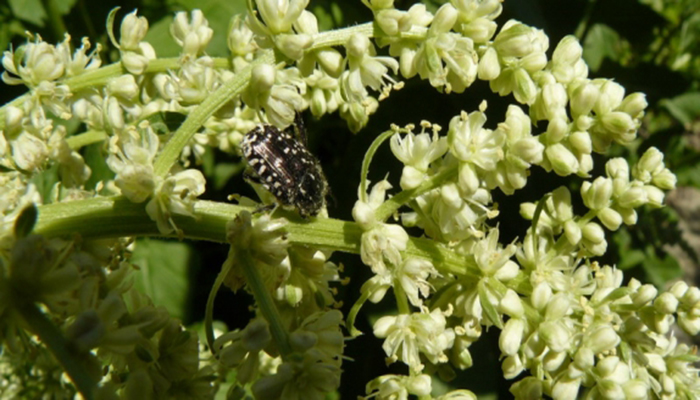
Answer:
[346,288,372,337]
[205,247,235,354]
[393,283,410,314]
[153,52,272,177]
[374,165,458,222]
[33,196,468,274]
[16,302,96,400]
[359,129,396,203]
[237,243,292,357]
[66,130,108,149]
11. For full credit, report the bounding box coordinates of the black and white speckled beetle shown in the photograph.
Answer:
[241,114,328,218]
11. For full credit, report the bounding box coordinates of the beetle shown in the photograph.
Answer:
[240,114,328,218]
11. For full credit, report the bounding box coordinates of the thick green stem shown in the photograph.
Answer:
[33,197,468,275]
[237,245,293,357]
[16,302,96,400]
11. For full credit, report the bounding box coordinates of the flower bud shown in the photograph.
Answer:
[581,177,613,210]
[500,289,524,318]
[546,143,578,176]
[458,163,479,195]
[499,318,524,356]
[428,4,457,35]
[669,281,688,298]
[600,111,635,138]
[346,33,370,59]
[513,68,537,105]
[552,377,581,399]
[619,92,647,117]
[544,117,568,143]
[502,355,524,380]
[569,131,592,154]
[477,46,501,80]
[632,284,657,307]
[682,286,700,305]
[120,11,149,51]
[574,347,594,370]
[598,207,622,230]
[316,49,344,77]
[552,35,582,67]
[598,380,624,400]
[275,33,313,60]
[644,185,665,207]
[510,377,543,399]
[622,380,649,400]
[494,23,533,58]
[582,222,605,244]
[654,292,679,314]
[251,63,276,94]
[653,169,676,191]
[678,315,700,336]
[121,51,149,75]
[564,220,582,245]
[570,82,599,117]
[400,165,425,190]
[108,74,139,99]
[586,325,620,354]
[406,374,431,396]
[531,282,552,311]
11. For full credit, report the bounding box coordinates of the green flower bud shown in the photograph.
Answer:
[586,325,620,354]
[552,377,581,400]
[499,318,524,355]
[509,377,543,400]
[653,169,676,190]
[574,347,594,370]
[544,117,569,143]
[570,82,599,117]
[654,292,679,314]
[316,49,344,77]
[670,281,689,298]
[598,380,624,400]
[598,207,622,230]
[582,222,605,244]
[513,68,537,104]
[500,289,525,318]
[546,143,578,176]
[502,355,524,379]
[644,185,664,207]
[531,282,552,311]
[120,11,149,51]
[569,131,592,154]
[429,4,458,35]
[275,33,313,60]
[600,111,636,141]
[564,220,582,245]
[622,380,650,400]
[477,46,501,80]
[619,92,647,117]
[494,22,533,58]
[581,177,613,210]
[632,284,657,307]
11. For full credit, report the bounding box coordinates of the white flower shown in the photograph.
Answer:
[374,308,455,371]
[448,106,505,173]
[396,258,439,307]
[170,10,213,57]
[145,168,206,235]
[390,126,448,190]
[106,124,160,203]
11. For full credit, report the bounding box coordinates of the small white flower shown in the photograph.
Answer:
[145,169,206,235]
[374,307,455,371]
[171,10,213,57]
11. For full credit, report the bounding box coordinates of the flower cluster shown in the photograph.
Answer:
[0,0,697,399]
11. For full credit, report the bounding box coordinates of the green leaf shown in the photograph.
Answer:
[53,0,77,15]
[131,238,193,321]
[213,162,246,191]
[83,142,115,191]
[9,0,47,27]
[659,92,700,125]
[144,15,181,58]
[478,280,503,329]
[641,245,682,287]
[583,24,629,72]
[14,204,37,238]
